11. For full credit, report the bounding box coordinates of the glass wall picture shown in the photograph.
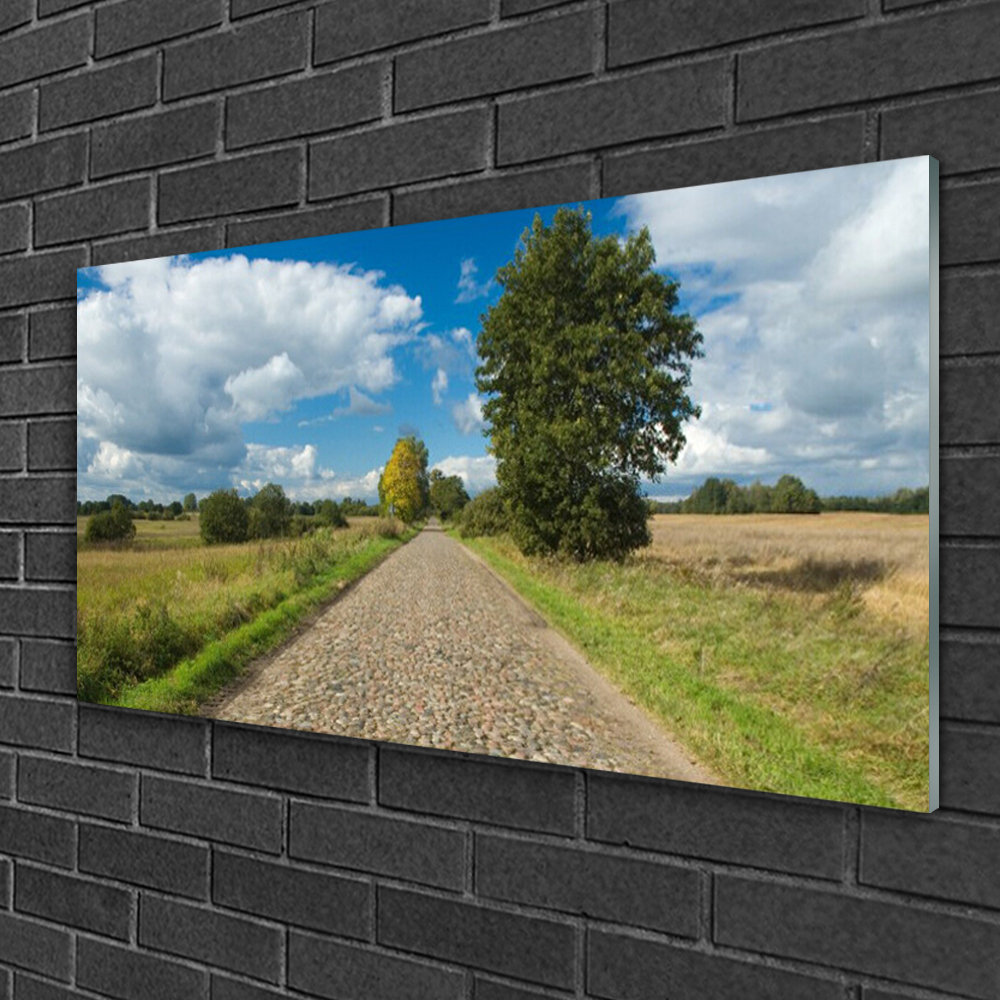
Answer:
[77,156,939,810]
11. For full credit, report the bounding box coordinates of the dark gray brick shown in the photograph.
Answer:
[0,252,85,310]
[79,823,209,898]
[77,937,208,1000]
[212,722,370,801]
[861,810,1000,908]
[92,101,219,179]
[0,90,33,145]
[19,755,135,822]
[380,747,575,834]
[163,11,308,101]
[0,803,74,867]
[0,478,75,525]
[941,365,1000,445]
[715,875,1000,999]
[0,750,12,796]
[479,834,700,936]
[0,695,73,750]
[0,531,17,579]
[39,56,158,132]
[232,0,298,17]
[227,197,385,248]
[228,62,383,149]
[10,974,77,1000]
[19,638,77,694]
[396,12,593,112]
[941,271,1000,357]
[883,91,1000,177]
[604,114,866,196]
[0,587,74,637]
[140,895,282,983]
[0,856,6,901]
[0,135,87,202]
[35,178,150,248]
[0,315,26,365]
[28,310,75,364]
[23,532,73,582]
[310,108,489,199]
[26,420,74,472]
[0,639,14,687]
[0,16,89,90]
[498,61,728,165]
[38,0,91,13]
[160,148,302,224]
[0,912,71,982]
[96,0,224,58]
[3,434,45,483]
[213,848,370,936]
[941,456,1000,536]
[315,0,491,64]
[394,162,591,225]
[211,977,285,1000]
[738,4,1000,121]
[78,704,209,774]
[289,933,465,1000]
[0,365,74,418]
[379,886,574,989]
[142,774,282,852]
[290,802,465,889]
[941,545,1000,630]
[0,204,29,256]
[502,0,573,11]
[15,865,131,940]
[588,773,845,877]
[941,180,1000,267]
[941,722,1000,814]
[941,639,1000,724]
[0,0,31,33]
[93,224,223,265]
[610,0,864,66]
[589,928,844,1000]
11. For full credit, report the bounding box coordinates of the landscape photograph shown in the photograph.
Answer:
[77,156,937,810]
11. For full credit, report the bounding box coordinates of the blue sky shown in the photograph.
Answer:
[76,157,932,504]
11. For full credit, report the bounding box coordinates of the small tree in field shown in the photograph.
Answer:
[85,500,135,544]
[378,437,428,523]
[249,482,292,538]
[183,492,197,512]
[199,488,249,544]
[476,206,702,561]
[428,469,470,521]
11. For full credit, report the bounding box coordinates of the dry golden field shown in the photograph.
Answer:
[645,512,930,635]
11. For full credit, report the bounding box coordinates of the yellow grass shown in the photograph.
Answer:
[645,512,929,635]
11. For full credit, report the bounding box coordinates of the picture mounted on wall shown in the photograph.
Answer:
[77,156,939,811]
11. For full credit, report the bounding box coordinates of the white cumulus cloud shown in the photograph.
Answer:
[451,393,484,435]
[433,454,497,494]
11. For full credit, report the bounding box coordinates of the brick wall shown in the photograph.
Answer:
[1,1,998,997]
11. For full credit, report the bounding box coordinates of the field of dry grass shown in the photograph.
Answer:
[646,512,929,635]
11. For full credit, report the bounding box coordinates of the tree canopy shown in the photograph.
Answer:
[378,436,429,523]
[476,206,702,560]
[428,469,470,521]
[199,488,249,545]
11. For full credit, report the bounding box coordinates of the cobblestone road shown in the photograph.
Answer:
[210,524,715,782]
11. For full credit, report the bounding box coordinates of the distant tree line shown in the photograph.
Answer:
[648,476,930,516]
[78,487,385,545]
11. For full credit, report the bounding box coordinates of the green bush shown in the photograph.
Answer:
[314,498,348,528]
[458,488,509,538]
[84,502,135,544]
[199,488,249,545]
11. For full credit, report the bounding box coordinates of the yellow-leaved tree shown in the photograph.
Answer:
[378,436,428,523]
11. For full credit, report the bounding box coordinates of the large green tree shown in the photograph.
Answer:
[476,207,702,560]
[428,469,470,521]
[199,488,249,545]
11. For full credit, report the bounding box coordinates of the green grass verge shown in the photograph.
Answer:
[113,528,418,716]
[456,532,905,808]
